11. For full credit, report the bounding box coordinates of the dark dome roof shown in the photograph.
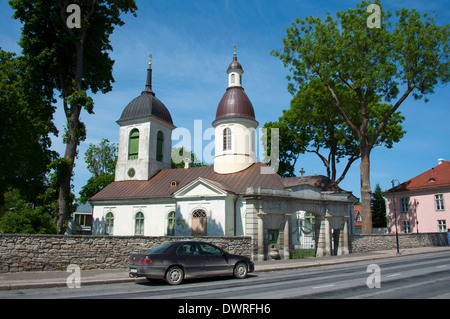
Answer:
[117,91,173,125]
[117,66,174,126]
[227,56,243,72]
[214,87,256,122]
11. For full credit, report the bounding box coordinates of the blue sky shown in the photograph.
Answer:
[1,0,449,199]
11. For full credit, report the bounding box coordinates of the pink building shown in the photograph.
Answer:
[384,159,450,234]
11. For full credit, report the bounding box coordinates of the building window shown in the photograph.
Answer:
[435,194,445,211]
[74,214,92,227]
[128,129,139,160]
[134,212,144,236]
[156,131,164,162]
[223,127,232,151]
[403,221,411,234]
[167,211,175,236]
[438,220,447,232]
[105,212,114,235]
[230,73,236,84]
[400,197,409,213]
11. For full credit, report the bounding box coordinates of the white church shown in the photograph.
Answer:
[90,49,357,260]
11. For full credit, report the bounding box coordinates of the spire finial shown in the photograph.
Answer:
[143,53,155,96]
[233,44,236,57]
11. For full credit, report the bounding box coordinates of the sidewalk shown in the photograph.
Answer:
[1,246,449,291]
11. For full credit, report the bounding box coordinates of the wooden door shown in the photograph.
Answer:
[192,210,207,236]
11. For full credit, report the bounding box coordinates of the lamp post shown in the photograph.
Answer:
[391,179,400,254]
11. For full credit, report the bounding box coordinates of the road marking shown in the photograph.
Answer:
[312,284,335,289]
[387,273,401,277]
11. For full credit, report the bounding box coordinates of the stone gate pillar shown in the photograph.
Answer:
[316,215,331,257]
[283,215,290,259]
[257,213,265,261]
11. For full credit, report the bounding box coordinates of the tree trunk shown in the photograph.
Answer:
[55,106,82,234]
[360,146,372,235]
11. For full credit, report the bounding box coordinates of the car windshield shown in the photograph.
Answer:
[147,243,174,254]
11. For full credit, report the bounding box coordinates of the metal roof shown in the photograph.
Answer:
[117,67,174,126]
[214,87,256,123]
[89,162,350,202]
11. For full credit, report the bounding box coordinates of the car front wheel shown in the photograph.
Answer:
[165,266,184,285]
[233,262,248,279]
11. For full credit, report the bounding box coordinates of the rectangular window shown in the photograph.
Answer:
[435,194,445,211]
[403,221,411,234]
[400,197,409,213]
[438,220,447,232]
[128,129,139,160]
[74,214,92,227]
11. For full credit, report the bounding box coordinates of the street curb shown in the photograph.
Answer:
[1,247,449,291]
[0,277,147,291]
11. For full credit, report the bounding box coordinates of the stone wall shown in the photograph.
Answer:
[0,234,252,273]
[350,232,448,253]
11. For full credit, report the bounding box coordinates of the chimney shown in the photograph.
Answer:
[184,158,191,169]
[438,158,445,165]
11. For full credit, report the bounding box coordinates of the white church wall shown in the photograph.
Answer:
[115,122,150,181]
[213,119,257,174]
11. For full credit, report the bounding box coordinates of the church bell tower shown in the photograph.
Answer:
[212,46,258,174]
[115,54,176,181]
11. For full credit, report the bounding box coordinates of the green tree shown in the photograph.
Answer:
[0,49,57,205]
[9,0,138,234]
[79,139,117,203]
[262,120,305,177]
[0,188,56,234]
[273,0,450,234]
[371,183,387,228]
[265,78,405,183]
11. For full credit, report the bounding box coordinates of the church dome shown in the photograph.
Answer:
[117,61,173,126]
[214,87,255,122]
[227,56,243,72]
[117,92,173,125]
[213,49,256,124]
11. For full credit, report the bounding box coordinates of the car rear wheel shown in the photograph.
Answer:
[233,262,248,279]
[165,266,184,285]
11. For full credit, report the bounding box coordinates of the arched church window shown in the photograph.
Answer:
[223,127,232,151]
[134,212,144,236]
[128,129,139,160]
[105,212,114,235]
[231,73,236,84]
[156,131,164,162]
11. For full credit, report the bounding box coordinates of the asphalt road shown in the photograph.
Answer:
[1,251,449,300]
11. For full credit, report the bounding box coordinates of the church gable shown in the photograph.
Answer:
[173,177,229,198]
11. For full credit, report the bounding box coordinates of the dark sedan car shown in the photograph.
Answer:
[128,241,254,285]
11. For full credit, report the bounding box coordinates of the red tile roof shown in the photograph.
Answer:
[89,162,349,202]
[384,160,450,193]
